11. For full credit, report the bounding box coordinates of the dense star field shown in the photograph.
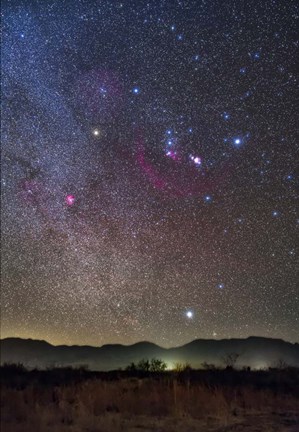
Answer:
[2,0,298,347]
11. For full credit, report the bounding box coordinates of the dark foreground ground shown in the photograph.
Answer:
[1,365,299,431]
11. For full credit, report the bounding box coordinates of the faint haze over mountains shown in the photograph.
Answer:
[1,336,298,371]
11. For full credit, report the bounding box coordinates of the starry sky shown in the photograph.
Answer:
[2,0,298,347]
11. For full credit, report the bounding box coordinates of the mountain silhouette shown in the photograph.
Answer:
[1,337,298,371]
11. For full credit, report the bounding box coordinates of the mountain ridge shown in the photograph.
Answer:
[2,335,297,349]
[1,336,298,371]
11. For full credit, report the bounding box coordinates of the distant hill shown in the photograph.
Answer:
[1,337,298,371]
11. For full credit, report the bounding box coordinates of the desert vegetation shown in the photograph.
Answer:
[1,362,299,431]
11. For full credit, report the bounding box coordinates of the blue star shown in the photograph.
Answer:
[132,87,140,94]
[171,25,175,31]
[177,34,183,41]
[20,33,25,39]
[204,195,212,202]
[286,174,293,180]
[240,67,246,74]
[218,283,225,289]
[193,55,200,61]
[272,210,279,217]
[233,137,242,147]
[223,112,230,120]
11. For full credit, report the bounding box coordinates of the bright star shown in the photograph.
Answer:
[132,87,140,94]
[204,195,212,202]
[232,135,247,147]
[186,311,193,319]
[93,129,100,137]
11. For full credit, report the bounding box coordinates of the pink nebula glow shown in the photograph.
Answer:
[190,155,202,165]
[66,194,75,206]
[135,131,230,198]
[166,150,180,161]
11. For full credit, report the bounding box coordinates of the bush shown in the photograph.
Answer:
[125,358,167,373]
[173,362,192,372]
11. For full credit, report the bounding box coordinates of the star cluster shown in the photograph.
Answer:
[2,0,298,346]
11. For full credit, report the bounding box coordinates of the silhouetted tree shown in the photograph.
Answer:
[201,362,217,370]
[173,362,192,372]
[137,359,150,372]
[149,358,167,372]
[275,359,289,369]
[125,358,167,373]
[222,352,240,369]
[125,362,137,372]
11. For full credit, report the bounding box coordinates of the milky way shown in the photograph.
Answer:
[2,0,298,346]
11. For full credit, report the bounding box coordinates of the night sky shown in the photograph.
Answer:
[2,0,298,347]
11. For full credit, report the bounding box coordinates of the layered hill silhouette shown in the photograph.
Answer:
[1,337,298,371]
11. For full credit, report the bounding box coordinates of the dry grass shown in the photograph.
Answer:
[1,368,299,431]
